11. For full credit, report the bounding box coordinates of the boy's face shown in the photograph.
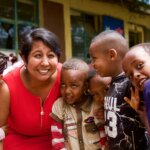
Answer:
[88,75,111,103]
[60,69,87,105]
[122,47,150,91]
[89,42,111,77]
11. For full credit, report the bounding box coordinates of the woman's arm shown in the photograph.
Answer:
[0,141,3,150]
[0,125,8,150]
[0,81,10,149]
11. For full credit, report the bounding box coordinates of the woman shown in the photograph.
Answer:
[0,28,62,150]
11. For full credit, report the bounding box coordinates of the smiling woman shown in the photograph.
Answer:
[0,28,62,150]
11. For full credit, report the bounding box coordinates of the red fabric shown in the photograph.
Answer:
[51,118,66,150]
[99,126,107,149]
[3,63,62,150]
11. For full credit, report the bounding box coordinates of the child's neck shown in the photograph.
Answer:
[73,95,88,107]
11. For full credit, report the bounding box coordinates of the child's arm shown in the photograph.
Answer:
[124,87,150,134]
[50,98,66,150]
[50,116,66,150]
[99,126,108,150]
[93,107,108,149]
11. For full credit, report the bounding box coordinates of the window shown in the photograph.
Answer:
[128,24,143,47]
[71,10,98,62]
[0,0,39,53]
[129,31,142,47]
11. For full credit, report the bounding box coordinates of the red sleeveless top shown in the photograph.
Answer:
[3,63,62,150]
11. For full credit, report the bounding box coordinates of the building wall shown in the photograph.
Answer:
[42,0,150,60]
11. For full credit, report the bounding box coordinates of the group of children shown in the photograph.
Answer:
[50,30,150,150]
[122,43,150,136]
[1,30,150,150]
[50,58,110,150]
[89,30,149,150]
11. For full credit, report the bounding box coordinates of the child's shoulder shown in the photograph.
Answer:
[53,97,64,107]
[52,97,65,112]
[51,97,64,121]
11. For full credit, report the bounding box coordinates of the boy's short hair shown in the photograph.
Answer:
[62,58,90,78]
[0,52,8,74]
[19,28,61,62]
[91,30,128,58]
[130,42,150,54]
[87,69,97,82]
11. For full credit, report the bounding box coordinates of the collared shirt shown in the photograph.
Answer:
[51,97,104,150]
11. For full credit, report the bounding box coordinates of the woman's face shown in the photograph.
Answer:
[25,40,58,81]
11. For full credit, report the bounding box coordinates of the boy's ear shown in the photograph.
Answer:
[108,48,117,60]
[84,81,89,92]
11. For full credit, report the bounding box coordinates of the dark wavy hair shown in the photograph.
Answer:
[19,28,61,63]
[0,52,8,74]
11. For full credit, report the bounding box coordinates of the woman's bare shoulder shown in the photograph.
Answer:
[0,80,10,101]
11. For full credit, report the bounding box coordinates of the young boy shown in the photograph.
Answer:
[89,30,148,150]
[50,58,106,150]
[88,69,111,150]
[122,43,150,128]
[88,69,111,104]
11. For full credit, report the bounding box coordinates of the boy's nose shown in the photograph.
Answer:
[64,87,71,94]
[133,71,140,79]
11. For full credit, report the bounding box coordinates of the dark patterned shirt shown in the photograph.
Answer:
[104,73,147,150]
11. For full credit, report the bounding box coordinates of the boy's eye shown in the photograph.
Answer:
[71,84,78,88]
[60,83,66,88]
[136,63,143,70]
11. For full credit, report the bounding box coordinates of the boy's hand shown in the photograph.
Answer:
[94,107,104,120]
[124,87,140,112]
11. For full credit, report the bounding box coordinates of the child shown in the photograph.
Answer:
[50,58,106,150]
[88,69,111,104]
[122,43,150,129]
[88,69,111,150]
[89,30,148,150]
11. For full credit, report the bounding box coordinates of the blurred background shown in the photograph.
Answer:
[0,0,150,62]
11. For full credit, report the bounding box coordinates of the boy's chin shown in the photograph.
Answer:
[64,99,74,105]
